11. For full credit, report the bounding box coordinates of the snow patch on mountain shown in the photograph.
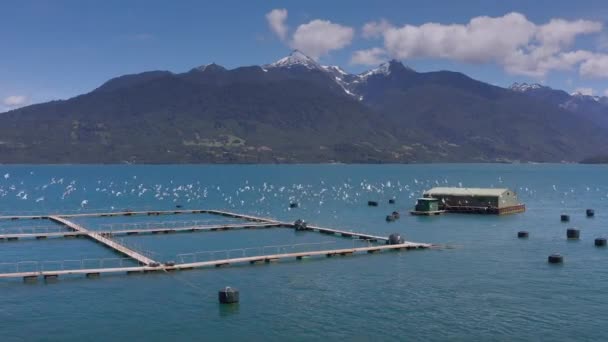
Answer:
[266,51,414,100]
[509,82,544,92]
[359,62,392,79]
[266,50,322,70]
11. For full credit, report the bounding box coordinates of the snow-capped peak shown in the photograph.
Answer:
[266,50,321,70]
[358,60,411,79]
[321,65,348,76]
[509,82,543,92]
[571,92,602,102]
[359,62,391,79]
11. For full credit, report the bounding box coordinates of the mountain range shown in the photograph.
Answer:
[1,50,607,163]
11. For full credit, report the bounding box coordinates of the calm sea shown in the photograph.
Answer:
[0,164,607,341]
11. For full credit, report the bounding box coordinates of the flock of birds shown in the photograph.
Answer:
[0,170,607,217]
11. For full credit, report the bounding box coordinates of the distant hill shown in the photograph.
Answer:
[580,155,608,164]
[510,82,608,130]
[1,50,607,163]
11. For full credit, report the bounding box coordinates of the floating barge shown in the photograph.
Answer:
[410,198,445,216]
[411,187,525,215]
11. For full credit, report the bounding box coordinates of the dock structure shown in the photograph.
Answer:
[0,242,431,280]
[48,216,157,266]
[0,222,285,241]
[0,208,432,283]
[0,209,279,223]
[418,187,525,215]
[305,224,387,241]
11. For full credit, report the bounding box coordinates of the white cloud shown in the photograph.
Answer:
[350,47,387,65]
[579,53,608,78]
[360,12,605,78]
[266,9,289,41]
[573,87,594,96]
[290,19,354,59]
[536,19,601,50]
[3,95,28,107]
[362,19,392,39]
[382,13,536,62]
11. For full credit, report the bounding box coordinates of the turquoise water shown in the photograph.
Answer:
[1,164,607,341]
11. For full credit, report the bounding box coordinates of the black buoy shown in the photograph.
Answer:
[389,199,396,204]
[368,201,379,207]
[548,254,563,264]
[218,286,239,304]
[595,238,607,247]
[175,204,183,209]
[586,209,595,217]
[560,214,570,222]
[567,228,580,239]
[289,202,298,208]
[386,211,400,222]
[517,231,529,238]
[386,233,404,245]
[293,219,308,231]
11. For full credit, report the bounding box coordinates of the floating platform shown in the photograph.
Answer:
[410,210,445,216]
[0,209,279,223]
[441,204,525,215]
[0,242,431,280]
[415,187,526,216]
[0,208,432,282]
[0,222,285,241]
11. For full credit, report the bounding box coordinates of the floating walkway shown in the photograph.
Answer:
[0,222,285,241]
[48,216,157,266]
[0,209,278,223]
[0,242,431,280]
[0,208,432,282]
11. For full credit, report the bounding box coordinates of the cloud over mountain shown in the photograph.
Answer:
[350,47,386,65]
[266,8,288,41]
[266,9,354,59]
[356,12,606,78]
[3,95,28,107]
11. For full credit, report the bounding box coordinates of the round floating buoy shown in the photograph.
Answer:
[567,228,580,239]
[391,211,400,219]
[595,238,607,247]
[586,209,595,217]
[389,199,396,204]
[548,254,563,264]
[293,219,308,231]
[387,233,404,245]
[289,202,298,208]
[517,231,529,238]
[219,286,239,304]
[385,215,395,222]
[368,201,379,207]
[175,204,183,209]
[560,214,570,222]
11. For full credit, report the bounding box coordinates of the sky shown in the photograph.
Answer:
[2,0,608,111]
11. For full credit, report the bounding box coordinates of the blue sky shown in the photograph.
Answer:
[2,0,608,111]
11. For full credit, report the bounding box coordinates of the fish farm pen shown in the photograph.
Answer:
[411,187,525,215]
[0,209,431,283]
